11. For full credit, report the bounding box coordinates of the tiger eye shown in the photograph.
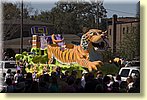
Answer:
[90,32,93,36]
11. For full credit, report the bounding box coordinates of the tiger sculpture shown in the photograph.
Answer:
[47,29,109,71]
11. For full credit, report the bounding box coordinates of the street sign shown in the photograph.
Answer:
[31,26,48,35]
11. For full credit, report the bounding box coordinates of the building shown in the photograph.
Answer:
[3,19,54,58]
[107,14,140,58]
[3,19,81,59]
[3,18,54,40]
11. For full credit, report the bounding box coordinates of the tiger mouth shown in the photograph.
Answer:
[92,40,108,51]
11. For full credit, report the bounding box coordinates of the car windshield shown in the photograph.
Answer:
[126,61,140,67]
[131,61,140,66]
[120,69,130,77]
[5,62,16,68]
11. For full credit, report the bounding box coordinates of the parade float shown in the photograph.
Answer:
[15,26,110,77]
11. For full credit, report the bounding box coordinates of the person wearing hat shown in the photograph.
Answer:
[95,71,103,84]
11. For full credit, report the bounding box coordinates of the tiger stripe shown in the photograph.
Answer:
[54,47,58,59]
[49,46,89,66]
[56,48,59,60]
[47,29,105,71]
[60,50,64,62]
[65,49,70,63]
[59,49,62,62]
[69,49,73,62]
[62,50,69,63]
[53,47,56,57]
[57,48,62,62]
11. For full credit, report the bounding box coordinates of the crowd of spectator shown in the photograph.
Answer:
[1,65,140,93]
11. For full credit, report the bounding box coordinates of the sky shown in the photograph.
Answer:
[1,0,140,18]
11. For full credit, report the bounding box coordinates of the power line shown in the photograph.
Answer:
[106,8,136,15]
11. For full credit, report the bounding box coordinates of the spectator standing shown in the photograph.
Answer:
[107,75,114,91]
[81,70,88,88]
[95,71,103,84]
[4,69,13,83]
[49,76,59,92]
[65,76,76,92]
[84,72,98,92]
[119,81,128,93]
[73,78,84,92]
[102,75,111,92]
[111,82,120,93]
[115,75,122,85]
[14,70,23,83]
[126,76,134,90]
[4,78,14,93]
[128,77,140,93]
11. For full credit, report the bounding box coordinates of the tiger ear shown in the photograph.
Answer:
[102,31,107,35]
[103,30,107,34]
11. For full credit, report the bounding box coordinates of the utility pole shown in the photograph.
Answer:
[20,0,23,53]
[96,0,99,29]
[112,14,117,55]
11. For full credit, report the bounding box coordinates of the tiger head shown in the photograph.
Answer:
[81,29,109,51]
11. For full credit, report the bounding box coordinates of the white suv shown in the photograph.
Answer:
[118,66,140,81]
[125,60,140,67]
[113,60,140,81]
[0,61,16,76]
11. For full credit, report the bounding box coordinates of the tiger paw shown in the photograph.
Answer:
[87,61,103,72]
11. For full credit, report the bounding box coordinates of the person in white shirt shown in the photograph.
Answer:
[14,70,22,83]
[126,76,134,90]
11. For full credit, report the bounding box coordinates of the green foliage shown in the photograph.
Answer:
[3,2,31,20]
[15,51,28,61]
[31,48,41,55]
[53,59,83,70]
[48,60,85,78]
[117,26,140,59]
[101,49,113,62]
[15,54,23,60]
[3,2,20,20]
[44,49,48,55]
[16,47,119,77]
[99,63,119,75]
[40,54,48,64]
[36,1,107,34]
[15,48,48,64]
[22,51,28,56]
[27,55,34,64]
[3,2,32,40]
[32,55,42,63]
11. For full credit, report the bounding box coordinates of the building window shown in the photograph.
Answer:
[123,27,125,34]
[133,27,136,33]
[126,27,129,33]
[109,29,111,35]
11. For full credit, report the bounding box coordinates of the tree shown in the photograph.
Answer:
[3,2,21,20]
[55,0,107,33]
[3,2,31,20]
[3,2,21,40]
[3,2,32,40]
[117,26,140,59]
[36,0,107,34]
